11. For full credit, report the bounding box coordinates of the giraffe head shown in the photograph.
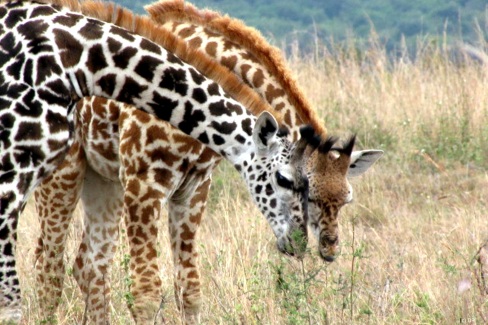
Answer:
[242,112,319,257]
[307,136,383,261]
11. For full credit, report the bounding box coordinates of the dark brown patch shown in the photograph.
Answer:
[54,28,83,68]
[30,5,56,19]
[107,37,122,53]
[140,38,161,55]
[211,121,237,135]
[53,14,81,27]
[240,64,251,85]
[178,25,196,38]
[265,84,285,103]
[134,55,163,82]
[252,68,265,88]
[109,25,135,42]
[241,51,261,64]
[86,44,108,73]
[207,83,220,96]
[221,55,238,71]
[188,36,202,49]
[79,21,104,40]
[205,41,217,57]
[222,40,237,51]
[14,121,42,140]
[96,73,117,97]
[5,8,27,28]
[115,77,148,104]
[113,46,138,69]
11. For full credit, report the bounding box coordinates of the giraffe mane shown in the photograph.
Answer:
[32,0,285,126]
[33,0,81,10]
[146,0,327,137]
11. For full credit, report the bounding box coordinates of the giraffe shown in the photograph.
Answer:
[30,2,381,320]
[32,1,383,324]
[147,0,383,260]
[0,0,320,322]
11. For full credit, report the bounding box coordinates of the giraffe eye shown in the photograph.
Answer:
[275,171,294,190]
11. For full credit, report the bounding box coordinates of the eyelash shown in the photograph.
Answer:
[275,171,294,190]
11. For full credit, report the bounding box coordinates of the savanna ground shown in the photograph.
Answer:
[15,37,488,324]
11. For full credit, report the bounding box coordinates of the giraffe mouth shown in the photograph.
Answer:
[276,234,307,259]
[318,241,338,262]
[320,252,336,262]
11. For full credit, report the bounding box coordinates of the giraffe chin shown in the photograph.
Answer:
[276,237,307,259]
[320,253,336,263]
[319,246,338,262]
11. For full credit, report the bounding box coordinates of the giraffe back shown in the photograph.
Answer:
[146,0,326,140]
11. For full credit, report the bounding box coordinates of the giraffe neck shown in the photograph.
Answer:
[145,0,327,141]
[6,1,264,167]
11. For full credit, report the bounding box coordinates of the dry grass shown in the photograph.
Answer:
[15,42,488,324]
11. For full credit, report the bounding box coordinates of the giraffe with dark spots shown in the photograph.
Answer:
[32,0,384,324]
[0,0,318,323]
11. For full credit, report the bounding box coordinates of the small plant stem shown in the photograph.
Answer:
[350,216,356,323]
[300,259,312,325]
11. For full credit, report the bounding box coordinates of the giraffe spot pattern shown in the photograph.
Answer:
[159,66,188,96]
[188,36,202,49]
[140,38,162,55]
[177,101,205,134]
[115,76,148,103]
[205,41,217,57]
[87,44,108,73]
[79,20,104,40]
[54,28,83,68]
[109,25,135,42]
[211,121,237,135]
[112,46,137,69]
[134,55,163,82]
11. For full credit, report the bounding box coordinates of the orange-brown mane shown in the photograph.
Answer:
[36,0,285,125]
[146,0,327,137]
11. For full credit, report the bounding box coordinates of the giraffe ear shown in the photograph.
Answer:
[347,150,384,177]
[253,111,279,150]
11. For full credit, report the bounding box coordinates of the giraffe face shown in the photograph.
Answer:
[239,112,317,257]
[307,137,383,261]
[307,142,354,261]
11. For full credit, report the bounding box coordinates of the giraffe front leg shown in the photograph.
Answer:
[168,177,212,325]
[0,190,25,323]
[123,175,165,325]
[34,141,86,322]
[1,100,71,323]
[73,166,123,324]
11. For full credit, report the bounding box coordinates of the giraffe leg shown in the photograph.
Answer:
[0,98,71,322]
[168,177,212,325]
[123,175,165,325]
[73,165,123,324]
[34,140,86,322]
[0,188,26,322]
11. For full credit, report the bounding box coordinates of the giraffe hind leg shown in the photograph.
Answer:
[33,139,86,322]
[73,165,123,324]
[168,177,212,325]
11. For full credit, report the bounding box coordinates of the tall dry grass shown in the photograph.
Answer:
[15,39,488,324]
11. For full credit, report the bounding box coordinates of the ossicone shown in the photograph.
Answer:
[291,125,321,164]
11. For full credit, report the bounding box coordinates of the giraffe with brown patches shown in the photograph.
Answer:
[0,0,319,322]
[32,0,383,324]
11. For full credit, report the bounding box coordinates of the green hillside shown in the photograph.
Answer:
[114,0,487,53]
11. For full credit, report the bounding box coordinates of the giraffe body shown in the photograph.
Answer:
[0,0,317,321]
[34,1,383,324]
